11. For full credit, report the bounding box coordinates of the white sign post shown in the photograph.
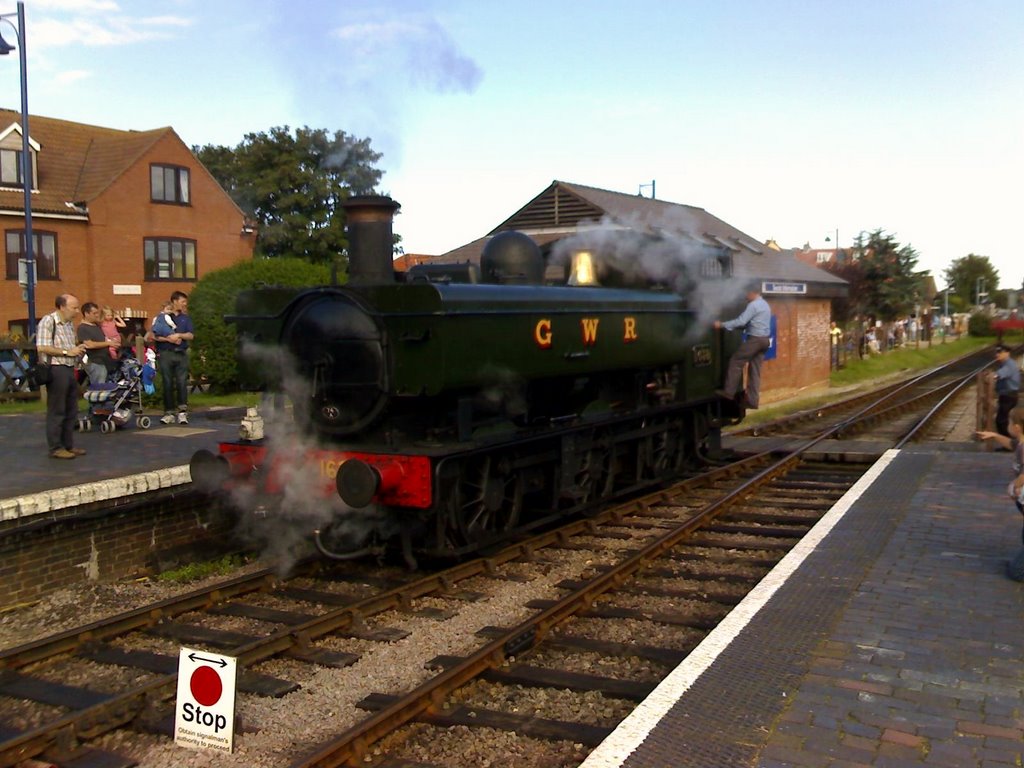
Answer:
[174,646,238,753]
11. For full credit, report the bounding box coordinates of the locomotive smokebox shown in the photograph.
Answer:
[343,195,401,285]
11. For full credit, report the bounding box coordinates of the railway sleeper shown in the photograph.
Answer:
[475,626,691,666]
[427,654,655,701]
[526,599,721,630]
[555,578,742,606]
[77,643,304,696]
[358,693,613,746]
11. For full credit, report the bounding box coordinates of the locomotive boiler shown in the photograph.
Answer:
[191,195,745,565]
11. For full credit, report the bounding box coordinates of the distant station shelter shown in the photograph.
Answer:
[414,180,848,405]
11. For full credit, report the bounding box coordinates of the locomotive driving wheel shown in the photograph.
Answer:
[448,454,523,548]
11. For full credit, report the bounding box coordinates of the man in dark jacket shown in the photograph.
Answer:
[152,291,195,425]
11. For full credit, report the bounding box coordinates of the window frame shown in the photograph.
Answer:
[0,147,34,190]
[149,163,191,205]
[143,236,197,281]
[4,229,58,281]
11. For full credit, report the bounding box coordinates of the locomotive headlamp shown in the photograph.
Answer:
[568,250,599,286]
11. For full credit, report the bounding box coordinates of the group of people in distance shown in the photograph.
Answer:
[35,290,194,460]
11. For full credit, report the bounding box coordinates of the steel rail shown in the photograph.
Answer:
[733,345,993,437]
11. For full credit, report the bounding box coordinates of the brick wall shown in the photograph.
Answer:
[760,297,832,404]
[0,494,236,609]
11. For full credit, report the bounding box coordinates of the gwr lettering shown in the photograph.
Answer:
[580,317,600,345]
[534,316,636,347]
[623,316,637,342]
[182,702,227,733]
[534,318,553,348]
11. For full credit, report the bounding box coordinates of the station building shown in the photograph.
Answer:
[417,180,848,405]
[0,109,256,338]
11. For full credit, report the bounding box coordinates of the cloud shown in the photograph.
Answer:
[53,69,91,85]
[332,15,482,94]
[30,10,192,49]
[30,0,121,10]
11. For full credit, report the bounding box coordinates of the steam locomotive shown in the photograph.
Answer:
[190,196,745,565]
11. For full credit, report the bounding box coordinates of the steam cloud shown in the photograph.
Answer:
[550,213,751,338]
[227,342,387,574]
[332,17,483,95]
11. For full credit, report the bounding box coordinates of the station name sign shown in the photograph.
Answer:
[762,282,807,295]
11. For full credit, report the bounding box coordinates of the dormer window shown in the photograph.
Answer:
[151,163,190,204]
[0,148,31,188]
[0,122,38,191]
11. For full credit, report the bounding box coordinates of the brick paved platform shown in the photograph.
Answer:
[581,447,1024,768]
[0,407,243,523]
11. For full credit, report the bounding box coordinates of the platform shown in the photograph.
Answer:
[580,446,1024,767]
[0,407,244,524]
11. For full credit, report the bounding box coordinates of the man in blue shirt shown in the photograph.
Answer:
[993,344,1021,437]
[714,286,772,409]
[152,291,195,425]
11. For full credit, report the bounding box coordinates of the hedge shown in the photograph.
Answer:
[189,258,332,392]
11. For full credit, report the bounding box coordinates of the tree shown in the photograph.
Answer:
[943,254,1000,307]
[823,258,864,326]
[849,229,922,322]
[194,126,384,265]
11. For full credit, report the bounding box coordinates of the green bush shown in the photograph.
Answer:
[190,258,332,392]
[967,312,994,338]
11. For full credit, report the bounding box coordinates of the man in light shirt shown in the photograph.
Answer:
[36,293,86,459]
[714,286,772,409]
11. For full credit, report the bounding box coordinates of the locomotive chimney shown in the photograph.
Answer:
[343,195,401,285]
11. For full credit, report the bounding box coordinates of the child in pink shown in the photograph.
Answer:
[101,305,126,360]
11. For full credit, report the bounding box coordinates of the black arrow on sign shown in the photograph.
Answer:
[188,652,228,667]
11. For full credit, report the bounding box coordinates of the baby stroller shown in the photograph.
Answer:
[78,355,153,434]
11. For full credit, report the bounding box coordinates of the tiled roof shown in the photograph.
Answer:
[0,108,170,215]
[437,180,846,293]
[493,180,767,256]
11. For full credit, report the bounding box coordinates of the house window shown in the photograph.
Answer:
[144,237,196,280]
[0,148,33,189]
[5,230,57,280]
[150,164,190,204]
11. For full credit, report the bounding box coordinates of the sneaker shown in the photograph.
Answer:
[160,413,176,425]
[50,448,75,459]
[177,412,189,425]
[69,447,87,456]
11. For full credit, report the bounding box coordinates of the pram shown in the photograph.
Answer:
[78,355,153,434]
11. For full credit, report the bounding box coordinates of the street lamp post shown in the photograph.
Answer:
[824,228,839,257]
[0,1,35,339]
[944,286,949,343]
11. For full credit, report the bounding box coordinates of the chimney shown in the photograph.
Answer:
[343,195,400,285]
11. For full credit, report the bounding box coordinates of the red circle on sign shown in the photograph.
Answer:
[190,665,223,706]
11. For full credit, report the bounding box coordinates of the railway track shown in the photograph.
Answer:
[0,357,992,767]
[729,344,995,442]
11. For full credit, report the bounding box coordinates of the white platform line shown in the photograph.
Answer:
[0,464,192,523]
[578,448,901,768]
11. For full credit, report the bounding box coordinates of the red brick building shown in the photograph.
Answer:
[425,181,848,404]
[0,109,255,337]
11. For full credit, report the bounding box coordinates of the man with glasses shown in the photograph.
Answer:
[36,293,86,459]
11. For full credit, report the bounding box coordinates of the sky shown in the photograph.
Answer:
[2,0,1023,291]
